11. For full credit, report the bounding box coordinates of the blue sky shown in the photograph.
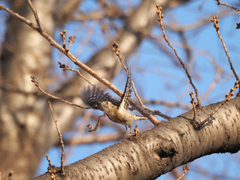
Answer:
[1,0,239,179]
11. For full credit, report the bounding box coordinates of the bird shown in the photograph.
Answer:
[81,66,147,134]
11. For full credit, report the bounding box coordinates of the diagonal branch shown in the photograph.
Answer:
[30,76,90,109]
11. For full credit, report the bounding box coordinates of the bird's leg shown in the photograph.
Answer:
[87,114,105,132]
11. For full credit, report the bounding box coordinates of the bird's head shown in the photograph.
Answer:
[101,101,117,112]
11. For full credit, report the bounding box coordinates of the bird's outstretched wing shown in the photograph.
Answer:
[118,65,132,111]
[81,85,120,110]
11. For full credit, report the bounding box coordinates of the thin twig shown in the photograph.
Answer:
[45,153,56,180]
[48,101,65,174]
[67,36,76,52]
[4,171,13,180]
[143,99,191,110]
[216,0,240,11]
[60,30,67,50]
[112,41,128,74]
[210,15,239,94]
[67,68,92,85]
[156,5,201,107]
[153,110,172,120]
[30,76,91,109]
[60,30,76,53]
[45,153,53,167]
[27,0,44,32]
[131,81,144,107]
[195,80,239,129]
[112,41,144,107]
[189,91,197,122]
[64,110,93,165]
[58,61,93,85]
[177,165,190,180]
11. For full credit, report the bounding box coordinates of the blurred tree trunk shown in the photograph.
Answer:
[1,1,56,179]
[0,0,190,179]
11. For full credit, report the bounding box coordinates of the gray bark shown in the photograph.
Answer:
[33,96,240,179]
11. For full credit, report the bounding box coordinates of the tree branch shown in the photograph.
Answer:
[33,96,240,179]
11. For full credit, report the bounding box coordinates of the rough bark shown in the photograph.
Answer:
[33,96,240,179]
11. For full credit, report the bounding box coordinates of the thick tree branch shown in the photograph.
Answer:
[33,96,240,179]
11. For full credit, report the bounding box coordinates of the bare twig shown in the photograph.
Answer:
[64,110,93,165]
[156,5,201,107]
[143,99,191,110]
[194,81,239,129]
[48,101,65,174]
[67,36,76,52]
[4,171,13,180]
[177,165,190,180]
[45,153,56,180]
[30,76,91,109]
[58,61,93,85]
[131,81,144,107]
[45,153,53,168]
[112,41,144,107]
[27,0,44,32]
[153,110,172,120]
[216,0,240,11]
[60,30,76,53]
[112,41,128,74]
[189,91,197,122]
[210,15,239,93]
[60,30,67,50]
